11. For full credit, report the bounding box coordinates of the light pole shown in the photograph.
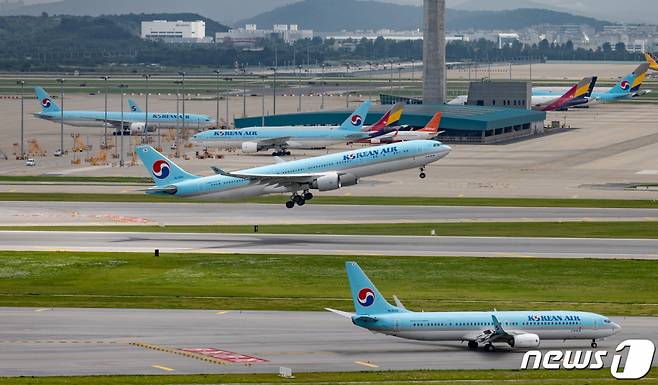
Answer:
[142,74,151,143]
[17,80,24,160]
[242,67,247,118]
[174,80,182,157]
[389,61,394,93]
[101,76,110,149]
[398,67,402,91]
[57,78,64,155]
[224,77,230,128]
[366,61,373,102]
[411,59,415,81]
[213,69,221,127]
[178,72,186,134]
[345,63,350,108]
[297,65,302,112]
[260,75,266,126]
[117,84,128,167]
[320,63,326,110]
[270,67,277,115]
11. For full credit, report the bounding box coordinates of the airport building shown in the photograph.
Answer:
[141,20,208,43]
[235,105,546,144]
[216,24,313,48]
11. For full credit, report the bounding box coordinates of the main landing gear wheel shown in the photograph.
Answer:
[591,341,598,349]
[285,201,295,209]
[272,150,292,156]
[304,192,314,201]
[467,341,478,350]
[484,344,495,352]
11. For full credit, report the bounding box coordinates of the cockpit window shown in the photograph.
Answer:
[604,319,612,323]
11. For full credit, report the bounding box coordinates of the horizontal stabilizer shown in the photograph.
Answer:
[325,308,353,319]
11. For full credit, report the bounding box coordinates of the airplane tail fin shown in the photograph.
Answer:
[418,112,442,133]
[608,63,649,95]
[135,145,198,187]
[340,100,371,131]
[345,261,404,315]
[366,102,404,132]
[541,77,595,111]
[645,52,658,71]
[128,99,143,113]
[34,86,61,113]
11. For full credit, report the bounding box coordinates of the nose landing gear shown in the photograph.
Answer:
[591,340,598,349]
[272,149,292,156]
[419,167,427,179]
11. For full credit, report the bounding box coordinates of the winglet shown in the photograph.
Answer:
[211,166,229,176]
[491,314,505,333]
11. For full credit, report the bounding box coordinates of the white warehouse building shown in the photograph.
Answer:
[141,20,207,42]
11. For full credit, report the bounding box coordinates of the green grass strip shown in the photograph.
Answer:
[0,252,656,315]
[2,368,656,385]
[2,221,657,239]
[0,192,657,208]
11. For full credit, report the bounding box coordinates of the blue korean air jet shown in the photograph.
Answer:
[191,101,373,156]
[327,262,621,351]
[136,138,451,208]
[33,86,215,134]
[532,63,651,105]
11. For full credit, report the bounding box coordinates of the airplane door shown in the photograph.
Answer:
[394,319,400,333]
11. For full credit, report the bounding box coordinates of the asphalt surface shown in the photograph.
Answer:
[1,231,657,259]
[0,308,655,376]
[2,201,658,225]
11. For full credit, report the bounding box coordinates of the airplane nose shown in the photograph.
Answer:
[612,322,622,332]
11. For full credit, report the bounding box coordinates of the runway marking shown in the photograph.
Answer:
[151,365,174,372]
[34,308,51,312]
[354,360,379,368]
[216,311,230,315]
[182,348,269,364]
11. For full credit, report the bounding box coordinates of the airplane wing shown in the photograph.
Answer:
[252,137,292,150]
[325,308,353,319]
[227,171,335,186]
[463,314,525,344]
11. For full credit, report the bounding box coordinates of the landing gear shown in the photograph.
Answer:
[484,344,495,352]
[272,149,292,156]
[286,192,311,208]
[591,340,598,349]
[419,167,427,179]
[467,341,478,350]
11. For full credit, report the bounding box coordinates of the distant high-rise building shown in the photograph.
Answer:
[141,20,207,43]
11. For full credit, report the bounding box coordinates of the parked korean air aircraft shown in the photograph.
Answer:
[191,101,373,156]
[136,139,450,208]
[448,77,597,111]
[33,86,215,134]
[369,112,443,144]
[328,262,621,351]
[533,63,651,105]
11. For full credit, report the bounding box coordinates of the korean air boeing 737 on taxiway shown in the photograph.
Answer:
[327,262,621,351]
[34,86,215,134]
[136,138,450,208]
[191,101,373,156]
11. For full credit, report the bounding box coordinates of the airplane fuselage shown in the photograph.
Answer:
[150,140,450,200]
[354,310,620,343]
[35,111,215,129]
[192,126,370,151]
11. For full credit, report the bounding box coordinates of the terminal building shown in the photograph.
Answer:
[235,104,546,144]
[141,20,208,43]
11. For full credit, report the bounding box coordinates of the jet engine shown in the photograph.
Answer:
[511,333,540,348]
[241,142,259,153]
[129,122,146,134]
[311,173,358,191]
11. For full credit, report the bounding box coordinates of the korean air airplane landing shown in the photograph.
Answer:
[327,262,621,352]
[136,138,450,208]
[34,86,215,134]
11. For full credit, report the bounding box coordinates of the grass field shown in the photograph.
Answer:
[0,251,656,315]
[3,221,657,239]
[3,368,656,385]
[1,192,657,208]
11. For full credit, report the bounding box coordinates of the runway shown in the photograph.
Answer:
[1,231,658,259]
[0,308,655,376]
[2,201,658,226]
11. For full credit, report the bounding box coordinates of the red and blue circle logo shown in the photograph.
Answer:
[351,115,363,126]
[357,288,375,307]
[620,80,631,91]
[152,160,170,179]
[41,98,52,108]
[131,106,138,112]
